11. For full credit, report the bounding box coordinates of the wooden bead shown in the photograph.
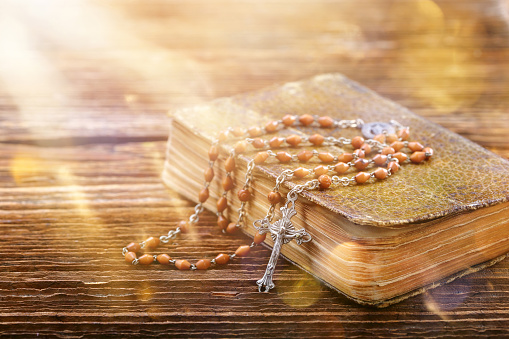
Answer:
[360,143,372,154]
[199,188,209,203]
[208,145,219,161]
[138,254,154,265]
[215,253,230,265]
[226,222,238,234]
[225,156,236,172]
[232,127,246,137]
[297,150,313,162]
[381,146,395,155]
[408,142,424,152]
[337,153,353,163]
[373,154,388,166]
[235,245,251,257]
[125,252,137,263]
[269,137,285,148]
[217,215,229,230]
[248,126,262,137]
[355,172,371,184]
[267,191,282,205]
[388,161,400,173]
[318,174,332,189]
[294,167,311,178]
[216,197,228,212]
[286,134,302,146]
[354,158,370,170]
[373,134,386,143]
[178,220,190,233]
[393,152,408,163]
[374,168,388,180]
[237,189,251,201]
[282,115,296,126]
[299,114,314,126]
[398,128,410,141]
[334,162,350,174]
[318,152,334,162]
[218,130,229,142]
[252,138,265,148]
[196,259,211,270]
[353,149,365,158]
[126,242,141,253]
[222,175,233,191]
[351,136,365,149]
[318,116,334,127]
[254,231,267,244]
[391,141,405,152]
[313,165,329,176]
[386,134,399,144]
[424,147,434,157]
[254,151,269,165]
[308,134,324,146]
[156,254,171,265]
[265,120,279,133]
[276,151,292,163]
[175,259,191,270]
[410,151,426,163]
[144,236,160,249]
[234,141,248,154]
[204,167,214,182]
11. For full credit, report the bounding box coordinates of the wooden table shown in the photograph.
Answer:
[1,0,509,337]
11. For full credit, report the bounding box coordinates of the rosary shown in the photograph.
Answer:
[122,114,433,292]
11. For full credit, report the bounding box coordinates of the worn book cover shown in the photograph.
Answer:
[162,73,509,307]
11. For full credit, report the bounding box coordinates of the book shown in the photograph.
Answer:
[162,73,509,307]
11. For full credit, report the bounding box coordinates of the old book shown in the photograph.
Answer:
[162,73,509,307]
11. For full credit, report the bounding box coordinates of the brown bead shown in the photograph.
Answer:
[294,167,311,178]
[355,172,371,184]
[196,259,211,270]
[309,134,324,146]
[334,162,350,174]
[398,128,410,141]
[337,153,353,163]
[386,134,399,144]
[267,191,282,204]
[373,154,388,166]
[125,251,137,263]
[216,197,228,212]
[126,242,141,253]
[360,143,372,154]
[424,147,434,158]
[157,254,171,265]
[318,174,332,189]
[226,222,238,234]
[276,151,292,163]
[175,259,191,270]
[237,189,251,202]
[254,151,269,165]
[318,116,334,127]
[373,134,386,143]
[408,142,424,152]
[286,134,302,146]
[353,149,365,158]
[410,151,426,163]
[269,137,285,148]
[235,245,251,257]
[208,145,219,161]
[252,138,265,148]
[254,231,267,244]
[204,167,214,182]
[297,150,314,162]
[178,220,190,233]
[218,130,229,142]
[138,254,154,265]
[222,175,233,191]
[265,120,279,133]
[381,146,395,155]
[144,236,160,249]
[387,161,400,173]
[393,152,408,163]
[199,188,209,203]
[248,126,262,137]
[318,152,334,163]
[299,114,314,126]
[313,165,329,176]
[234,141,248,154]
[391,141,405,152]
[351,136,365,149]
[354,158,370,170]
[232,127,246,137]
[217,215,229,230]
[225,156,236,172]
[374,168,388,180]
[282,114,296,126]
[215,253,230,265]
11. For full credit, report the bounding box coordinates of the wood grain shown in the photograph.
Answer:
[1,0,509,337]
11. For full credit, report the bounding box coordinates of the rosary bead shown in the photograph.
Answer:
[318,174,332,189]
[217,197,228,212]
[226,222,238,234]
[374,168,388,180]
[208,145,219,161]
[254,231,267,244]
[248,126,263,137]
[297,150,314,162]
[225,157,236,172]
[391,141,405,152]
[282,114,296,126]
[299,114,314,126]
[222,176,234,191]
[388,161,400,173]
[138,254,154,265]
[237,189,251,201]
[313,165,329,176]
[408,142,424,152]
[196,259,211,270]
[337,153,354,163]
[267,191,282,204]
[355,172,371,184]
[381,146,395,155]
[144,236,160,249]
[424,147,434,157]
[286,134,302,147]
[334,162,350,174]
[126,242,141,253]
[217,215,229,230]
[234,141,248,154]
[318,116,334,127]
[393,152,408,163]
[204,167,214,182]
[353,149,365,158]
[199,188,209,203]
[235,245,251,257]
[215,253,230,264]
[254,151,269,165]
[373,134,386,143]
[398,128,410,141]
[178,220,190,233]
[265,120,279,133]
[318,152,334,163]
[354,158,370,170]
[360,143,372,154]
[218,130,229,142]
[410,151,426,163]
[125,251,137,263]
[351,136,365,149]
[157,254,172,265]
[294,167,311,178]
[373,154,388,166]
[309,134,324,146]
[386,134,399,144]
[233,127,246,137]
[252,138,265,148]
[175,259,191,270]
[269,137,285,148]
[276,151,292,163]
